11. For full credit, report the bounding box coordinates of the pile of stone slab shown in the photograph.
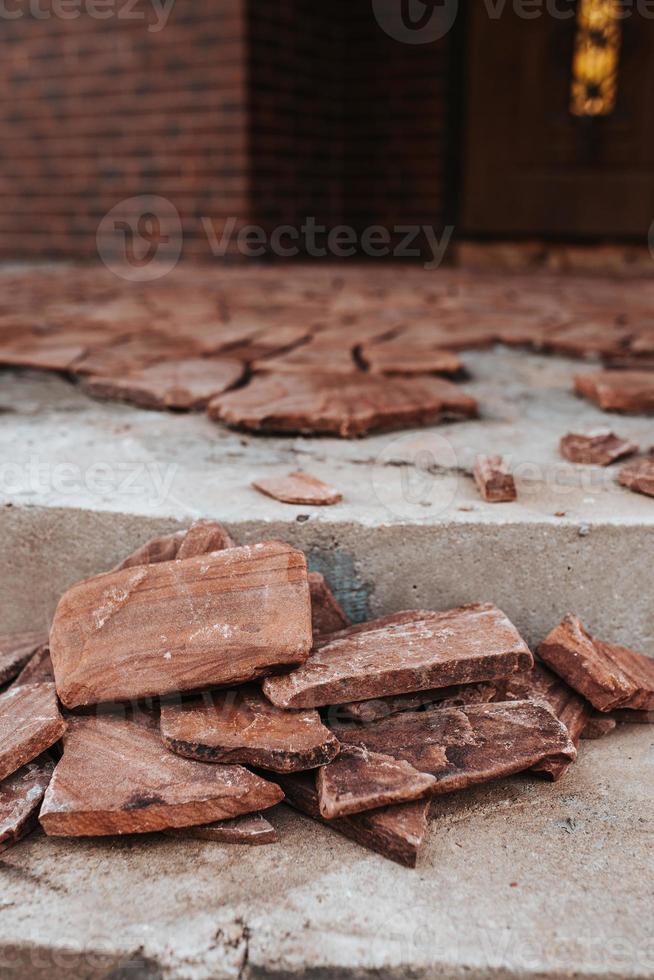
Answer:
[1,522,653,867]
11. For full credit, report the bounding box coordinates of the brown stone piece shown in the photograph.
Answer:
[0,631,49,686]
[85,357,244,411]
[112,530,186,571]
[263,604,533,710]
[538,614,654,712]
[618,457,654,498]
[160,686,340,773]
[15,646,55,685]
[0,684,66,782]
[71,333,201,378]
[574,370,654,414]
[582,712,617,739]
[253,472,342,506]
[560,430,639,466]
[335,681,500,724]
[176,520,235,559]
[0,758,54,853]
[317,745,437,819]
[208,371,478,438]
[164,812,278,845]
[272,770,430,868]
[360,342,463,377]
[331,700,577,795]
[474,455,517,503]
[50,541,313,708]
[39,716,284,837]
[308,572,350,637]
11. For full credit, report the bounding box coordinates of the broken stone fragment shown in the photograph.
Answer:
[473,455,517,503]
[538,615,654,712]
[252,472,343,506]
[50,541,313,708]
[335,681,500,724]
[582,712,617,739]
[0,631,49,686]
[560,430,639,466]
[0,684,66,782]
[359,342,463,377]
[272,770,430,868]
[308,572,350,637]
[574,370,654,414]
[39,716,284,837]
[208,371,478,438]
[15,646,55,686]
[85,357,244,410]
[331,701,577,795]
[112,530,187,571]
[160,686,339,772]
[262,605,533,710]
[317,745,437,819]
[176,520,235,559]
[0,757,54,853]
[163,812,278,845]
[618,457,654,498]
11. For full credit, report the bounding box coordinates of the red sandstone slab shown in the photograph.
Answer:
[85,357,243,410]
[619,457,654,498]
[176,520,235,558]
[272,770,430,868]
[560,430,639,466]
[308,572,350,637]
[538,615,654,712]
[335,681,500,724]
[113,530,187,571]
[0,684,66,782]
[0,758,54,853]
[160,686,339,772]
[474,455,517,503]
[331,701,576,794]
[208,371,478,438]
[317,745,437,819]
[164,812,278,845]
[575,370,654,414]
[50,541,313,708]
[0,631,49,686]
[15,646,55,685]
[253,472,343,506]
[39,716,284,837]
[71,333,202,377]
[262,605,533,710]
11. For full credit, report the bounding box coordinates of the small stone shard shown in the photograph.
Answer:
[560,430,639,466]
[164,812,278,845]
[317,745,437,819]
[253,472,343,506]
[263,605,533,710]
[575,370,654,414]
[85,357,244,410]
[538,615,654,712]
[0,758,54,853]
[618,457,654,498]
[39,716,284,837]
[176,520,235,559]
[0,684,66,782]
[308,572,350,637]
[331,701,577,794]
[160,686,339,773]
[113,530,186,571]
[50,541,313,708]
[474,455,517,503]
[0,631,49,686]
[335,681,500,724]
[582,712,617,739]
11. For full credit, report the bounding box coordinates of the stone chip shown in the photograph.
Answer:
[0,683,66,782]
[253,471,343,506]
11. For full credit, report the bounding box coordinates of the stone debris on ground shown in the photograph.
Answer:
[1,519,651,867]
[473,455,518,503]
[574,370,654,414]
[252,471,343,506]
[559,430,639,466]
[618,456,654,498]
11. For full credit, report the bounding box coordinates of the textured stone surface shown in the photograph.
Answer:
[332,701,576,794]
[176,520,234,558]
[619,456,654,498]
[0,683,65,782]
[273,770,430,868]
[575,370,654,414]
[50,541,312,708]
[85,357,244,410]
[360,342,463,377]
[317,745,437,819]
[560,430,639,466]
[163,812,279,845]
[15,646,54,685]
[112,529,186,571]
[473,455,517,503]
[0,757,54,854]
[583,712,618,739]
[263,605,533,709]
[0,631,48,686]
[308,572,351,637]
[252,471,343,506]
[538,614,654,712]
[336,681,500,724]
[39,715,284,837]
[161,686,339,772]
[208,371,478,438]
